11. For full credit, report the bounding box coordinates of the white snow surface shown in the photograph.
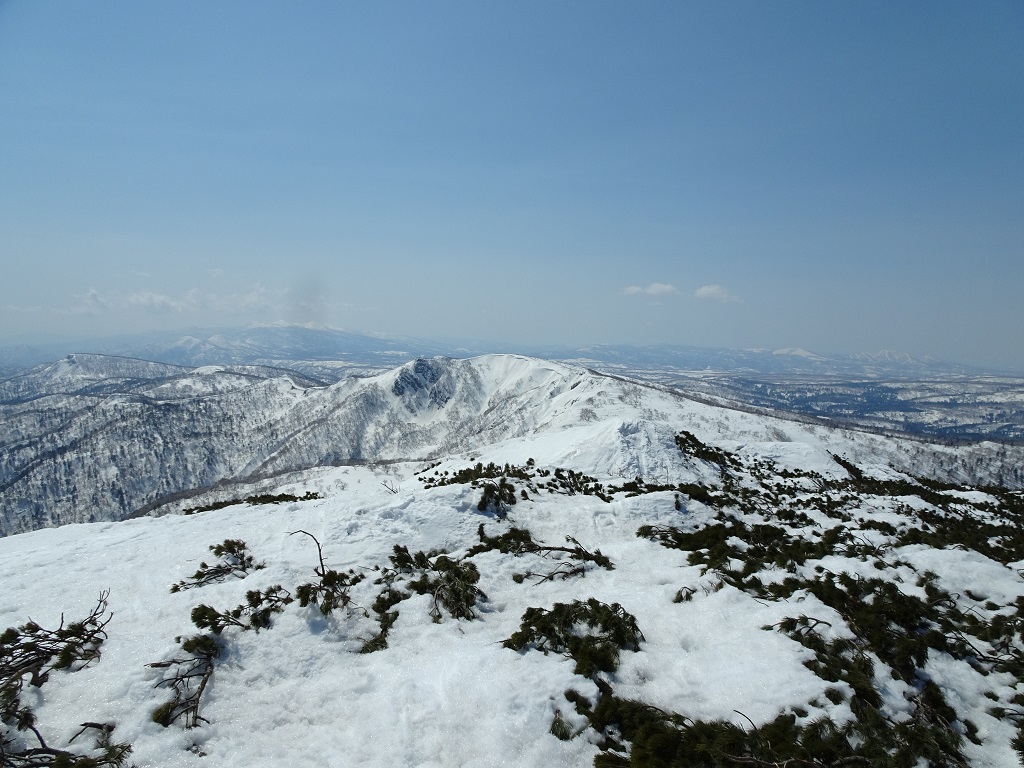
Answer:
[1,456,1022,766]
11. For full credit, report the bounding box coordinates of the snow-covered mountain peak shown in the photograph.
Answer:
[771,347,825,361]
[387,356,467,413]
[367,354,593,424]
[852,348,927,365]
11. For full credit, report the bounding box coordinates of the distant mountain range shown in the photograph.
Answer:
[4,324,1024,446]
[0,325,427,381]
[0,323,1004,380]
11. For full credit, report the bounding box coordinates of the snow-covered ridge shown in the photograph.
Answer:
[771,347,825,361]
[2,354,1022,536]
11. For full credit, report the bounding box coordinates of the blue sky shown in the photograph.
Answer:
[1,1,1021,368]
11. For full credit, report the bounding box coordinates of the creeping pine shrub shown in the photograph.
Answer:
[674,430,741,472]
[296,569,365,616]
[639,506,982,764]
[406,553,486,622]
[149,634,221,729]
[170,539,264,592]
[378,545,487,624]
[359,588,407,654]
[360,543,487,650]
[468,524,613,583]
[0,592,133,766]
[190,587,293,634]
[431,557,484,621]
[638,520,848,579]
[477,478,518,518]
[289,529,365,616]
[183,491,321,515]
[580,689,873,768]
[569,673,967,768]
[504,599,644,678]
[466,524,538,557]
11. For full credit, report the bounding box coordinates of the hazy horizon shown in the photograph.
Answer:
[2,2,1021,369]
[4,320,1022,377]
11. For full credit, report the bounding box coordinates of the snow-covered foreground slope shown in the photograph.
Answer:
[2,443,1024,767]
[3,354,1023,536]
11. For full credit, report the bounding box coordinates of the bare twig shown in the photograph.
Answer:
[289,530,327,576]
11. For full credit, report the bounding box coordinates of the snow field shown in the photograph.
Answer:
[0,468,835,767]
[3,451,1024,766]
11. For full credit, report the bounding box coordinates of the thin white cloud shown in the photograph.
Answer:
[624,282,680,297]
[69,289,111,315]
[126,285,271,314]
[128,291,187,313]
[694,284,740,303]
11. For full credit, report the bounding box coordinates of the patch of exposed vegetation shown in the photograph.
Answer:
[476,478,519,517]
[504,599,643,678]
[570,685,887,768]
[419,461,613,501]
[149,634,221,729]
[1,593,133,766]
[190,587,293,635]
[632,452,1024,767]
[468,523,613,582]
[359,587,406,654]
[388,545,487,622]
[183,491,320,515]
[674,430,742,472]
[170,539,264,592]
[289,530,366,616]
